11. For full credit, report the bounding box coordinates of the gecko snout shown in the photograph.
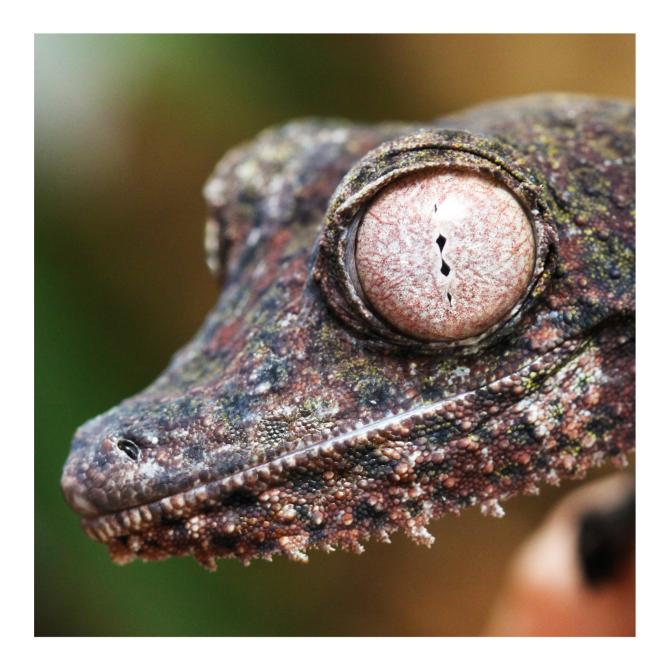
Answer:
[61,425,157,517]
[63,402,213,520]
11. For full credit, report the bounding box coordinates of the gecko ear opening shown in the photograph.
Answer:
[315,128,557,352]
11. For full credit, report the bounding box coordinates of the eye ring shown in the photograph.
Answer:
[316,128,557,352]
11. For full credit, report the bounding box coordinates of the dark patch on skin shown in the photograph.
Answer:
[221,489,258,508]
[185,444,204,463]
[161,517,186,529]
[61,95,635,569]
[211,534,239,551]
[354,500,387,522]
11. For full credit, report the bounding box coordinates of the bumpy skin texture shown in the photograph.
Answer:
[61,95,635,569]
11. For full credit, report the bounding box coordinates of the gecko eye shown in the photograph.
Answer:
[354,169,536,342]
[317,129,555,350]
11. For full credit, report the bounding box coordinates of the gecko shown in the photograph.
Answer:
[61,94,635,570]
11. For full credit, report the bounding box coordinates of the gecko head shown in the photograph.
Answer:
[61,95,635,568]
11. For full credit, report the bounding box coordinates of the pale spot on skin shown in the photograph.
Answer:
[355,169,536,341]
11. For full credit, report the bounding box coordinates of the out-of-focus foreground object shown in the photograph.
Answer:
[487,474,634,636]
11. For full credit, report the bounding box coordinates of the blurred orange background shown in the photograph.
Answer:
[35,34,634,636]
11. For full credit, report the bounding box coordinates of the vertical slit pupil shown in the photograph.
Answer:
[436,235,453,306]
[436,235,451,277]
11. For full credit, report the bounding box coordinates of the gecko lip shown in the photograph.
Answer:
[67,330,630,546]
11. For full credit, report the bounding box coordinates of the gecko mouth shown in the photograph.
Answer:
[73,330,627,547]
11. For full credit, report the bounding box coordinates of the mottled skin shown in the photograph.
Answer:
[61,94,635,570]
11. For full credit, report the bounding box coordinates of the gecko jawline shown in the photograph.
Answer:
[77,325,630,568]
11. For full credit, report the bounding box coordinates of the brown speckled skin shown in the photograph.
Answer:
[61,94,635,569]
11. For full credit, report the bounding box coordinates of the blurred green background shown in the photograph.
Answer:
[35,34,634,636]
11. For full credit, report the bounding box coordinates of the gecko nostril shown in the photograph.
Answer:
[117,438,140,461]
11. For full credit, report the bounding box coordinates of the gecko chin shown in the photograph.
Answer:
[62,321,633,570]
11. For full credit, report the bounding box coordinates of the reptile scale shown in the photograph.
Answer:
[61,94,635,570]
